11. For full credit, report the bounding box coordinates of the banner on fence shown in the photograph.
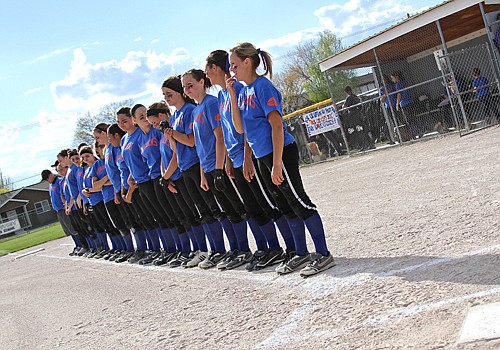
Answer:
[0,219,21,235]
[303,105,341,136]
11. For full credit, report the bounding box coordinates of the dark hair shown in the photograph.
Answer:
[57,149,70,158]
[68,149,79,157]
[131,104,146,118]
[182,69,212,90]
[41,169,52,181]
[344,86,353,94]
[206,50,229,73]
[391,70,405,81]
[116,106,131,117]
[472,68,481,77]
[230,42,273,79]
[77,143,88,151]
[94,122,110,133]
[147,102,170,118]
[78,146,94,157]
[162,75,196,105]
[107,123,125,138]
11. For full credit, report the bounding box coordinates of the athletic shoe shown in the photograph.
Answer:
[198,251,226,269]
[76,248,88,256]
[182,251,207,268]
[69,247,79,256]
[168,252,191,268]
[95,249,110,259]
[299,253,335,277]
[226,250,253,270]
[254,249,285,270]
[86,249,97,258]
[103,250,116,260]
[217,249,238,270]
[127,250,145,264]
[153,252,176,266]
[109,250,123,262]
[138,252,157,265]
[114,251,133,263]
[245,250,267,271]
[275,252,310,275]
[150,251,162,260]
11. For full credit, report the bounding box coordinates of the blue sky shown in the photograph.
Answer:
[0,0,440,188]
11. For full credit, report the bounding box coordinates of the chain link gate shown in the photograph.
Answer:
[438,43,500,136]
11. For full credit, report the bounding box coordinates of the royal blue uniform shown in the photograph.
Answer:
[139,127,162,179]
[159,133,182,181]
[472,76,489,97]
[83,165,103,206]
[49,176,64,211]
[219,84,245,168]
[121,128,150,184]
[105,144,122,193]
[192,94,221,172]
[90,158,114,203]
[394,80,411,107]
[171,103,199,172]
[237,76,294,158]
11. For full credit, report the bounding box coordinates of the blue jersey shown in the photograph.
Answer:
[83,165,103,206]
[121,127,150,184]
[139,127,162,179]
[105,144,122,193]
[379,84,396,109]
[159,133,182,181]
[237,76,295,158]
[116,147,130,191]
[219,84,245,168]
[171,103,199,172]
[472,76,489,97]
[49,176,64,211]
[192,94,221,172]
[77,166,89,205]
[61,177,76,211]
[66,164,80,202]
[90,158,114,203]
[394,80,411,107]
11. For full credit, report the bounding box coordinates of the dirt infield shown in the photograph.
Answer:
[1,126,499,350]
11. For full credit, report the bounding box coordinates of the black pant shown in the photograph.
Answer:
[129,189,157,230]
[68,210,89,248]
[170,177,202,229]
[233,164,277,226]
[205,170,246,223]
[182,162,224,223]
[114,191,142,232]
[137,179,171,229]
[93,200,121,236]
[152,177,186,233]
[257,142,317,220]
[104,197,129,234]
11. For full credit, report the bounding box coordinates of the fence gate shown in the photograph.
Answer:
[438,43,500,136]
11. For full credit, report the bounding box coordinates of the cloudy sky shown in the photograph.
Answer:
[0,0,439,188]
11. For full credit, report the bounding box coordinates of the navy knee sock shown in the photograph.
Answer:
[220,218,238,251]
[133,230,147,251]
[92,236,102,249]
[123,233,135,252]
[286,216,308,256]
[232,220,249,252]
[204,221,225,253]
[114,235,125,251]
[246,218,268,251]
[147,229,161,251]
[157,228,176,253]
[169,228,181,251]
[259,220,281,251]
[71,234,81,248]
[274,215,295,251]
[178,232,191,253]
[202,223,215,251]
[303,212,329,256]
[85,237,93,249]
[97,232,109,250]
[192,224,207,252]
[187,229,199,251]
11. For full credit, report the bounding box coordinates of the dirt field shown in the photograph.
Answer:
[1,126,499,350]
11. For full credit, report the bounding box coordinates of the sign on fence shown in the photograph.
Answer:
[303,104,341,136]
[0,219,21,236]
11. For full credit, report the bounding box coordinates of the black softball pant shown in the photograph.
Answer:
[152,177,186,233]
[204,170,246,224]
[169,177,201,229]
[257,142,317,220]
[92,200,121,236]
[182,162,224,224]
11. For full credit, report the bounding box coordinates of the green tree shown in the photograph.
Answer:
[0,169,13,193]
[280,30,357,106]
[73,99,134,146]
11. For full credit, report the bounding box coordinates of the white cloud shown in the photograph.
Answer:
[28,47,72,64]
[314,0,429,41]
[151,39,159,44]
[133,37,142,42]
[24,87,41,95]
[50,47,197,111]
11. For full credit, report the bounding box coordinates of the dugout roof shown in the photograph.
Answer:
[319,0,500,72]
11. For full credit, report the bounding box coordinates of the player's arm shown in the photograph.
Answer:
[268,110,285,186]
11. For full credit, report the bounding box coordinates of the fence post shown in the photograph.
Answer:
[479,2,500,93]
[373,48,399,143]
[436,19,470,133]
[324,71,351,155]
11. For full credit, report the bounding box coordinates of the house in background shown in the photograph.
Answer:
[0,181,57,237]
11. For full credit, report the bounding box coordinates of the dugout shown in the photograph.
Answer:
[318,0,500,145]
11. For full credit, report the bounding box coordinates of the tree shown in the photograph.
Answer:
[274,70,313,115]
[279,30,357,106]
[0,169,13,193]
[73,99,134,146]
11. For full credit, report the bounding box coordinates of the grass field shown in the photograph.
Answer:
[0,223,65,257]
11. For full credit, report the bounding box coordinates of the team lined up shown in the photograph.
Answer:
[43,43,335,277]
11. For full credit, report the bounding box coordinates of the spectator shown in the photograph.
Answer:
[342,86,375,151]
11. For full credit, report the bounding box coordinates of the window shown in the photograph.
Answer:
[34,200,51,215]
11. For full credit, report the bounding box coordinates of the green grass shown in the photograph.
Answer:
[0,223,66,257]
